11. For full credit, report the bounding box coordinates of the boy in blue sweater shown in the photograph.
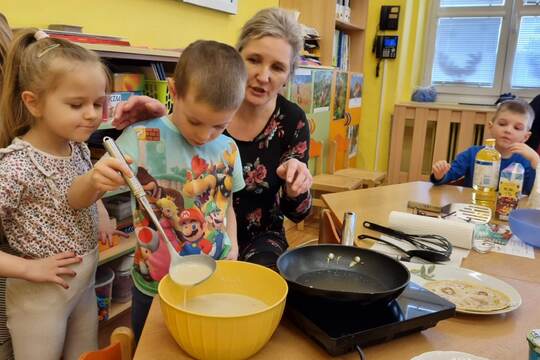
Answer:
[431,99,539,194]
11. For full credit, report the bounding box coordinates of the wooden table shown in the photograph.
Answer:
[134,182,540,360]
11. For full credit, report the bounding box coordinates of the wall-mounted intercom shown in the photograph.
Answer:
[375,35,398,59]
[380,5,400,31]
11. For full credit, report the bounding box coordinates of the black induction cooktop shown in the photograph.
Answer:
[286,282,456,356]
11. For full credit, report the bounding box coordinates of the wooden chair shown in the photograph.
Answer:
[318,209,341,244]
[311,139,364,193]
[297,139,363,230]
[79,327,134,360]
[332,134,386,188]
[288,209,341,247]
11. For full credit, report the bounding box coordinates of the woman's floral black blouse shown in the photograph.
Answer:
[225,94,312,262]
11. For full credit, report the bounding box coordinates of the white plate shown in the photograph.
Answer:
[402,262,522,315]
[411,351,489,360]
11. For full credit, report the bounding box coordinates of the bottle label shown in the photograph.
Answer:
[473,160,500,188]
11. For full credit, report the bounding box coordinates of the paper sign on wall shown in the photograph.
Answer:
[291,68,313,114]
[349,73,363,108]
[182,0,238,14]
[313,70,332,113]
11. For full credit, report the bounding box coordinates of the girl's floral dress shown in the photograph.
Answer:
[225,95,312,266]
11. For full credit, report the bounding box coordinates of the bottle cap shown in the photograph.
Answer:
[484,138,496,147]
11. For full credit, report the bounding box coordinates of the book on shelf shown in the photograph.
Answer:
[333,31,350,71]
[44,29,130,46]
[336,0,351,23]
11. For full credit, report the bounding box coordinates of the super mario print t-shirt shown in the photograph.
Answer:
[115,116,245,296]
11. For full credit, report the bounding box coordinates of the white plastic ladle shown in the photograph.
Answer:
[103,137,216,286]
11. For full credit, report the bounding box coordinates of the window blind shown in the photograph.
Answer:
[511,16,540,88]
[440,0,505,7]
[432,17,502,87]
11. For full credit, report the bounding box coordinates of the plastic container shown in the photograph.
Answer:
[112,254,134,303]
[509,209,540,248]
[95,267,115,321]
[144,80,173,113]
[103,194,132,220]
[496,162,524,220]
[158,261,287,360]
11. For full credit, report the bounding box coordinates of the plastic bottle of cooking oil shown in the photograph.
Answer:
[472,139,501,212]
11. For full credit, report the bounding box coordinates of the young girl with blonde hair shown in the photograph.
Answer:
[0,28,130,360]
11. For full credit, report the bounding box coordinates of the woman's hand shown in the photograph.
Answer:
[432,160,451,181]
[23,252,82,289]
[277,158,313,198]
[112,95,167,130]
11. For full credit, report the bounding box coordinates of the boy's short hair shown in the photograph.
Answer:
[173,40,247,111]
[494,99,535,131]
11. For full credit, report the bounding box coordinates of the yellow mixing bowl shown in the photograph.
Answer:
[158,260,288,360]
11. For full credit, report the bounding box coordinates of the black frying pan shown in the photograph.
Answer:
[277,244,410,305]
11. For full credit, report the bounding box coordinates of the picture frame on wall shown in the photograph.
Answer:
[182,0,238,14]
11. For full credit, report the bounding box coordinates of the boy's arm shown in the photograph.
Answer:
[508,143,540,168]
[225,196,238,260]
[0,250,81,289]
[430,148,473,185]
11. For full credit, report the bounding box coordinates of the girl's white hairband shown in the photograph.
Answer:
[34,30,49,41]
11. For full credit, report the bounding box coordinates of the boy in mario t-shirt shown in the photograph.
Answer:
[112,40,246,342]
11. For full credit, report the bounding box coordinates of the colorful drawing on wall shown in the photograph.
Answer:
[312,70,332,113]
[333,71,348,120]
[291,68,313,114]
[347,124,359,158]
[182,0,238,14]
[349,73,363,108]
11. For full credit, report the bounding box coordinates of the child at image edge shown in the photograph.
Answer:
[105,40,246,342]
[0,29,130,360]
[431,99,539,194]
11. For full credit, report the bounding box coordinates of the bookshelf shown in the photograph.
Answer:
[87,45,179,321]
[82,43,180,64]
[98,233,137,266]
[280,0,368,72]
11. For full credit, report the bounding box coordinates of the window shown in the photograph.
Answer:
[425,0,540,99]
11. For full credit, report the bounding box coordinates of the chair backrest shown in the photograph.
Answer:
[79,327,134,360]
[318,209,341,244]
[310,138,348,176]
[309,139,324,175]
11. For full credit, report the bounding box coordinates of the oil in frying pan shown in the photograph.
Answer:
[296,269,386,293]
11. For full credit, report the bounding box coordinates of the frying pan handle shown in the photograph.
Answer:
[363,221,407,239]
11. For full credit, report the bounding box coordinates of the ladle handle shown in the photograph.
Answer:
[103,137,146,199]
